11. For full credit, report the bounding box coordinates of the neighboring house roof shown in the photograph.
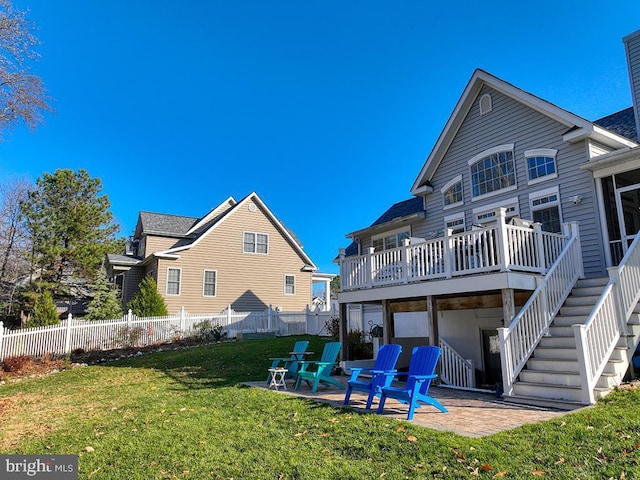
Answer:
[410,69,638,194]
[153,192,317,271]
[136,211,199,238]
[594,107,638,142]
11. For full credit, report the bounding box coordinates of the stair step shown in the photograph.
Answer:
[569,285,606,297]
[539,335,575,348]
[559,305,593,317]
[527,358,579,372]
[575,277,608,288]
[519,369,581,386]
[533,347,577,360]
[512,381,585,402]
[548,325,575,336]
[564,295,600,307]
[552,315,586,327]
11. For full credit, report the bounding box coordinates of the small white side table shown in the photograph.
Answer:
[267,368,288,390]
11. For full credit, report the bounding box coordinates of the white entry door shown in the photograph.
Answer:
[616,184,640,254]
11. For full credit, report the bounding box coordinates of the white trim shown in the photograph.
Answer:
[524,148,557,158]
[203,269,217,297]
[467,143,515,166]
[529,185,560,203]
[441,174,463,193]
[284,274,296,295]
[441,174,464,210]
[472,197,519,223]
[243,231,269,255]
[166,267,181,296]
[525,149,558,185]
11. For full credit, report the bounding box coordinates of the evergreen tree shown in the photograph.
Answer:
[85,267,123,320]
[28,289,58,327]
[20,169,122,290]
[127,276,168,317]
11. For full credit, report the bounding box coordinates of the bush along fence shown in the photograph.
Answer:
[0,305,335,361]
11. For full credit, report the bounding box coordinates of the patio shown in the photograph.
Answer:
[246,376,577,438]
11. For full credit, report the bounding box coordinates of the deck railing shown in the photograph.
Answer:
[339,208,570,291]
[574,232,640,404]
[497,222,582,397]
[439,338,475,389]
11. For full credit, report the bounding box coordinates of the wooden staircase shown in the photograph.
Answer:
[505,277,640,410]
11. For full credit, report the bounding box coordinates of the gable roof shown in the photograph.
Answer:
[594,107,638,142]
[410,69,638,194]
[156,192,317,271]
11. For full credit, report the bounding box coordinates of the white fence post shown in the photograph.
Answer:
[0,321,4,361]
[226,305,232,331]
[180,306,186,337]
[268,305,273,331]
[64,314,73,355]
[127,309,133,328]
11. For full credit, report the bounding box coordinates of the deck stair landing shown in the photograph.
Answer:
[505,277,640,410]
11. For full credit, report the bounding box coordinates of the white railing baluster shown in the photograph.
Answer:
[439,339,476,389]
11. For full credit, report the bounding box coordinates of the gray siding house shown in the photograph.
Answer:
[337,29,640,408]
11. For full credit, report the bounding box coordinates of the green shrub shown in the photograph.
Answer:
[127,276,168,317]
[28,290,59,327]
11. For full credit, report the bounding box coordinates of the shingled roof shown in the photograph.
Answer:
[594,107,638,142]
[370,196,424,227]
[138,211,199,237]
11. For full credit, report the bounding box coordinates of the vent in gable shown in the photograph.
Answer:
[479,93,493,116]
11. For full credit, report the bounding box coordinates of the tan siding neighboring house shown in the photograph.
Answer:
[106,193,318,314]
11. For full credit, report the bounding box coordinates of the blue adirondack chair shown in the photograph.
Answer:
[294,342,344,392]
[267,340,310,383]
[377,346,448,420]
[343,343,402,409]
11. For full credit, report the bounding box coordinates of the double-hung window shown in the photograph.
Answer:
[166,267,181,295]
[469,144,516,199]
[284,275,295,295]
[530,187,562,233]
[243,232,268,254]
[203,270,217,297]
[525,149,557,184]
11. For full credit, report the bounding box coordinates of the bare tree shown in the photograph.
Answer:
[0,176,32,317]
[0,0,51,137]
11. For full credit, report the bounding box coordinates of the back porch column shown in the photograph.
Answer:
[502,288,515,327]
[382,299,393,345]
[427,295,439,346]
[339,302,348,360]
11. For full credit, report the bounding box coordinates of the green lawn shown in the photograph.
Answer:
[1,335,640,479]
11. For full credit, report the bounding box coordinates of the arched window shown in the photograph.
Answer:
[469,144,516,198]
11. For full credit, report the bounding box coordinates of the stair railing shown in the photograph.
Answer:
[439,338,475,388]
[574,232,640,404]
[498,222,582,397]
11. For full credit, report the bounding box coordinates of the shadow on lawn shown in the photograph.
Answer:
[102,335,334,391]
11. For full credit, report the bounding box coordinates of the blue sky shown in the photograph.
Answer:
[2,1,640,274]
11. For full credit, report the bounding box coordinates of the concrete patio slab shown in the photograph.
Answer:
[245,376,575,438]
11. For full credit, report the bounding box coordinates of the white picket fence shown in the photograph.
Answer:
[0,306,335,361]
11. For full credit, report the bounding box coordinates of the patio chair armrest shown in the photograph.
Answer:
[268,356,291,362]
[411,374,437,384]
